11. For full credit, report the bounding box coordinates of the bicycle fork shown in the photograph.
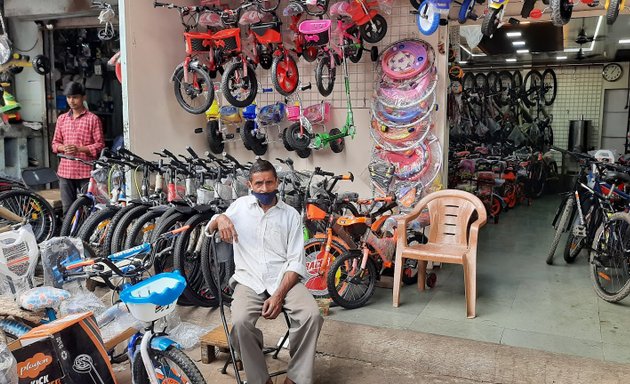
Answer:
[573,190,587,237]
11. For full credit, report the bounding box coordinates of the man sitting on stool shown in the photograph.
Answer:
[206,159,323,384]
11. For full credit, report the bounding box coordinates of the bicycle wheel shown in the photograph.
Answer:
[513,70,523,93]
[551,0,573,26]
[523,69,543,108]
[496,70,514,106]
[528,160,547,198]
[78,206,119,257]
[221,61,258,108]
[271,52,299,96]
[315,55,335,97]
[564,201,597,263]
[462,72,475,92]
[200,234,235,304]
[124,209,165,249]
[474,73,489,94]
[110,204,149,254]
[327,251,377,309]
[240,120,268,156]
[458,0,475,24]
[173,64,214,115]
[360,14,387,43]
[416,0,440,36]
[590,212,630,302]
[0,190,56,243]
[542,68,557,106]
[487,71,498,92]
[206,119,225,154]
[151,211,188,274]
[104,203,143,256]
[173,212,218,307]
[481,7,501,37]
[547,195,574,265]
[303,237,348,298]
[132,346,205,384]
[60,195,93,237]
[606,0,621,25]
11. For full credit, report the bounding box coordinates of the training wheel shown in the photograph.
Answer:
[426,272,437,288]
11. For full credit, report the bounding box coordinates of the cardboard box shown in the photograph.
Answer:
[12,312,118,384]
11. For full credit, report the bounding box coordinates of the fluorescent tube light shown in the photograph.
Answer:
[512,41,526,46]
[506,58,517,62]
[556,56,567,60]
[516,49,529,54]
[619,39,630,44]
[506,32,522,37]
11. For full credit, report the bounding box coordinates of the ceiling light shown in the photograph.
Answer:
[520,21,531,25]
[556,56,567,60]
[516,49,529,54]
[460,45,487,57]
[506,58,517,62]
[506,32,522,38]
[512,41,526,46]
[620,39,630,44]
[459,61,468,64]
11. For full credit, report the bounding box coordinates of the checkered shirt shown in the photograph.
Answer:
[52,110,105,179]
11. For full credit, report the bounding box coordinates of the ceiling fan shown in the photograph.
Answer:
[573,20,605,61]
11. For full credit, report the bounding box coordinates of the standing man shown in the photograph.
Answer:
[206,160,323,384]
[51,81,105,213]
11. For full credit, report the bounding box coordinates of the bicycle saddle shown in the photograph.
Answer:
[602,170,630,186]
[19,286,71,311]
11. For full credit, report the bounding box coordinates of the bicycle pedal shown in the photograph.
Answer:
[225,133,235,139]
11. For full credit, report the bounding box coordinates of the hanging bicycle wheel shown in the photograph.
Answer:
[522,69,543,107]
[173,64,214,115]
[271,52,299,96]
[541,68,557,106]
[474,73,489,94]
[315,55,336,97]
[606,0,621,25]
[550,0,573,26]
[481,7,501,37]
[360,14,387,43]
[221,61,258,108]
[495,70,515,106]
[513,70,523,92]
[416,0,440,35]
[462,72,475,92]
[458,0,475,24]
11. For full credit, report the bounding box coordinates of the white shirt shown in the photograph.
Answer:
[210,195,307,295]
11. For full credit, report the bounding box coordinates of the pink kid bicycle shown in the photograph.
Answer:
[299,16,378,97]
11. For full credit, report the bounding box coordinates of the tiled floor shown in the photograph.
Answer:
[326,196,630,364]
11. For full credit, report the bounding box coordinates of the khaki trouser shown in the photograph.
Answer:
[231,283,324,384]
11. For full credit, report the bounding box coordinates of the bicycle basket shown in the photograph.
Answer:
[303,102,330,124]
[213,28,241,53]
[287,105,301,121]
[120,271,186,323]
[298,20,331,47]
[306,199,329,221]
[184,32,212,54]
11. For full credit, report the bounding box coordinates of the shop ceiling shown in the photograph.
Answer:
[453,3,630,66]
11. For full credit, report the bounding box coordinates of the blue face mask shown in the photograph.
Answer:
[252,191,277,206]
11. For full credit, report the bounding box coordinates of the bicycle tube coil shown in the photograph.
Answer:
[369,117,432,150]
[377,39,435,81]
[375,68,438,109]
[371,91,435,127]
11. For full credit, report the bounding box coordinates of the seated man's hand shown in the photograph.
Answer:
[216,214,238,243]
[262,294,283,320]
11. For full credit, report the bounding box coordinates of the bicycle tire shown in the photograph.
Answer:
[590,212,630,302]
[110,204,150,254]
[60,195,93,236]
[563,202,597,264]
[303,237,348,298]
[523,69,543,108]
[481,7,501,37]
[173,212,218,307]
[328,128,345,153]
[271,52,299,96]
[315,55,335,97]
[462,72,475,92]
[542,68,557,106]
[327,250,377,309]
[200,234,235,304]
[496,70,514,106]
[221,61,258,108]
[606,0,621,25]
[151,211,188,274]
[132,346,205,384]
[206,119,225,154]
[547,195,574,265]
[458,0,474,24]
[173,64,214,115]
[0,189,56,243]
[513,70,523,92]
[240,120,267,156]
[346,29,363,63]
[78,206,119,258]
[104,203,143,256]
[551,0,573,26]
[416,0,440,36]
[360,14,387,43]
[474,73,489,94]
[124,209,165,249]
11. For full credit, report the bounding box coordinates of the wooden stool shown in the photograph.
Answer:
[201,325,234,364]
